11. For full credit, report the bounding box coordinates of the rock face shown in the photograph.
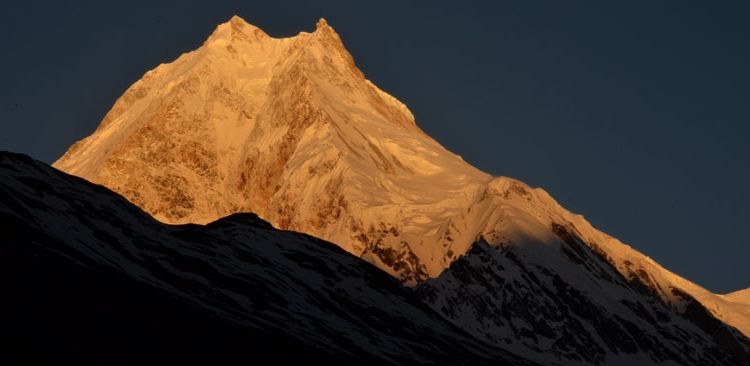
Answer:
[54,16,750,364]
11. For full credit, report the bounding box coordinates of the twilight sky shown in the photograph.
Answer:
[1,1,748,293]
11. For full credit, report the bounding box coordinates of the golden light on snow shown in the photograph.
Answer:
[52,16,750,339]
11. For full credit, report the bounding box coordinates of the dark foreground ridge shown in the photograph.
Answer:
[0,152,535,366]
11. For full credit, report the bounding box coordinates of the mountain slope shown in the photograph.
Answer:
[416,177,750,365]
[52,15,750,363]
[0,152,534,366]
[1,219,352,366]
[727,289,750,304]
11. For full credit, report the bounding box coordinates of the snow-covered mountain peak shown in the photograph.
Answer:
[206,15,270,45]
[53,16,483,242]
[311,17,347,44]
[316,17,331,30]
[54,17,750,342]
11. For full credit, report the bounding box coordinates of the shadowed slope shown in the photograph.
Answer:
[0,152,535,366]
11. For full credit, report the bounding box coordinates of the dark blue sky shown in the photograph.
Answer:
[1,1,748,292]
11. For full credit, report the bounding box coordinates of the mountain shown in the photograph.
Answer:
[0,151,534,366]
[53,15,490,284]
[52,16,750,365]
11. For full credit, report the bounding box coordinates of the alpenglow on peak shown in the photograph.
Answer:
[54,17,750,348]
[53,15,475,267]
